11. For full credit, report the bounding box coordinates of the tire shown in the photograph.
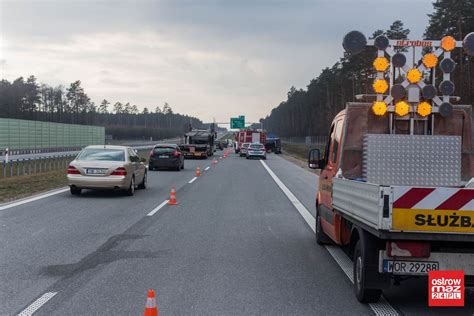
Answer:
[315,204,332,245]
[181,162,184,169]
[125,176,135,196]
[353,239,383,303]
[70,187,81,195]
[246,156,249,159]
[138,172,147,189]
[175,164,181,171]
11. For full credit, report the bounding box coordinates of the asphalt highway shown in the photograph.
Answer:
[1,151,473,315]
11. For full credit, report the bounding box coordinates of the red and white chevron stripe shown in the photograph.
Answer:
[393,187,474,211]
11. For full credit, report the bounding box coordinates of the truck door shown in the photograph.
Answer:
[319,119,343,242]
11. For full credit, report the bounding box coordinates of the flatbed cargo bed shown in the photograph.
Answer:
[332,178,474,242]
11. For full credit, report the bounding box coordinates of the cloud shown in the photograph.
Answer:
[0,0,433,122]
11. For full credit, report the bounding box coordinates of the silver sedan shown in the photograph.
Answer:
[67,145,147,196]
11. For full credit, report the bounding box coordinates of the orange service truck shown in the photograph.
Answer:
[308,30,474,302]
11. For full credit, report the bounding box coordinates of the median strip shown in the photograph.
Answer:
[259,160,399,316]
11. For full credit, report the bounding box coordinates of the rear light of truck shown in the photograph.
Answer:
[111,167,127,176]
[67,165,81,175]
[387,241,430,258]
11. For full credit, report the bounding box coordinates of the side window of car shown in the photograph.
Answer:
[128,149,139,162]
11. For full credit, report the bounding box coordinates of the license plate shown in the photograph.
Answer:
[190,147,195,153]
[86,168,106,175]
[159,155,169,158]
[383,260,439,275]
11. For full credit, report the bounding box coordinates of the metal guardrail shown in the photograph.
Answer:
[1,154,77,178]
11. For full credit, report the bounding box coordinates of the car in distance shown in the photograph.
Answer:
[67,145,147,196]
[149,144,184,171]
[239,142,250,157]
[246,143,266,160]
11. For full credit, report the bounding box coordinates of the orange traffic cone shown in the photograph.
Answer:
[196,166,201,177]
[168,187,178,205]
[144,289,158,316]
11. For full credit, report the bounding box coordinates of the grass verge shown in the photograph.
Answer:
[0,170,68,203]
[280,141,324,174]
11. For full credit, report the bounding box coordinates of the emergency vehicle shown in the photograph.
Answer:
[308,31,474,302]
[234,129,266,154]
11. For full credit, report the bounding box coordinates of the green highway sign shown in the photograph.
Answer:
[230,116,245,129]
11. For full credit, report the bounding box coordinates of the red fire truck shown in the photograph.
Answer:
[234,129,266,154]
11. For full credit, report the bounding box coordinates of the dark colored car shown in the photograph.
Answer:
[215,141,224,150]
[265,138,282,154]
[149,144,184,171]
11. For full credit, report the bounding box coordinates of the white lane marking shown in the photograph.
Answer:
[18,292,57,316]
[260,161,315,230]
[0,188,69,211]
[188,177,198,184]
[147,200,169,216]
[260,160,399,316]
[205,166,210,171]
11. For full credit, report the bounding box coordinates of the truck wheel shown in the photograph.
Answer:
[353,239,382,303]
[315,205,332,245]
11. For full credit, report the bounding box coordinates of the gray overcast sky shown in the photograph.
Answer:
[0,0,433,123]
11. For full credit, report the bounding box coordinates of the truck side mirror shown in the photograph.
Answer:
[308,149,322,169]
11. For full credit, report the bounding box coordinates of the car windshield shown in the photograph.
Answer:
[154,147,176,154]
[77,148,125,161]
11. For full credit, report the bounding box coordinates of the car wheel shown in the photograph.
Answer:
[181,162,184,169]
[315,204,332,245]
[138,172,147,189]
[70,187,81,195]
[125,176,135,196]
[176,164,181,171]
[353,239,382,303]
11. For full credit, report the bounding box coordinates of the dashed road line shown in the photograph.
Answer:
[260,160,399,316]
[205,166,210,171]
[0,188,69,211]
[147,200,169,216]
[18,292,57,316]
[188,177,198,184]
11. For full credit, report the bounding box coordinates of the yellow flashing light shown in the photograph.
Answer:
[440,36,456,52]
[373,57,389,72]
[422,53,438,68]
[417,101,432,117]
[407,68,422,83]
[372,79,388,94]
[394,101,410,117]
[372,101,387,116]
